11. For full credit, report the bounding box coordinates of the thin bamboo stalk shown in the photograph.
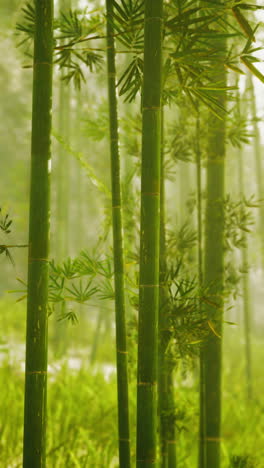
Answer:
[106,1,131,466]
[248,75,264,268]
[56,0,71,260]
[237,83,253,401]
[137,2,163,466]
[203,40,226,468]
[159,109,169,468]
[23,0,53,466]
[197,109,206,468]
[238,143,253,401]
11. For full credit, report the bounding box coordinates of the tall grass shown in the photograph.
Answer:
[0,300,263,467]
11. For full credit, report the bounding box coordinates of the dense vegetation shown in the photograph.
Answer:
[0,0,264,467]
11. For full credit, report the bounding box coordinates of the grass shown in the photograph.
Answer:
[0,299,263,467]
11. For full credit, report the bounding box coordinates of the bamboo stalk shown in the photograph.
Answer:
[137,2,163,466]
[238,136,253,401]
[23,0,53,466]
[197,108,207,468]
[158,108,169,468]
[236,83,253,401]
[105,1,131,466]
[247,74,264,268]
[203,34,226,468]
[238,158,253,400]
[56,0,71,260]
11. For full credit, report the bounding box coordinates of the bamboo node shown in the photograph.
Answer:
[26,370,47,375]
[117,349,128,354]
[167,440,177,445]
[112,205,121,209]
[29,257,49,262]
[108,73,116,78]
[119,437,130,442]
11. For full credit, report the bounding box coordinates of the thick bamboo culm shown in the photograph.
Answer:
[106,1,131,467]
[136,1,163,467]
[23,0,53,466]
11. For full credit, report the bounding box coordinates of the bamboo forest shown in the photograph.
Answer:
[1,0,264,467]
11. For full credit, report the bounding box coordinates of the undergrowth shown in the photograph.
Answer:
[0,300,263,467]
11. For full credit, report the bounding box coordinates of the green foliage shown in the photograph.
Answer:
[167,274,208,358]
[15,1,35,48]
[16,3,104,88]
[0,209,27,265]
[0,208,12,235]
[229,454,256,468]
[111,0,264,114]
[82,102,109,141]
[55,8,104,89]
[48,251,115,323]
[227,113,253,148]
[15,0,264,97]
[53,130,111,198]
[111,1,145,102]
[224,195,257,250]
[0,362,122,467]
[167,223,197,265]
[112,0,144,50]
[0,298,264,467]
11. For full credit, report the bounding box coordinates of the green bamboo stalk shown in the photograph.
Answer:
[203,43,226,468]
[247,74,264,268]
[74,89,85,250]
[196,111,206,468]
[56,77,70,259]
[236,83,253,400]
[137,2,163,466]
[238,142,253,401]
[158,110,177,468]
[105,1,131,466]
[56,0,71,261]
[158,108,169,468]
[197,109,207,468]
[23,0,53,466]
[167,368,177,468]
[52,0,71,357]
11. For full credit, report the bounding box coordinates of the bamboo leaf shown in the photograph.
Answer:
[207,320,222,339]
[241,57,264,84]
[232,6,255,41]
[52,130,111,198]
